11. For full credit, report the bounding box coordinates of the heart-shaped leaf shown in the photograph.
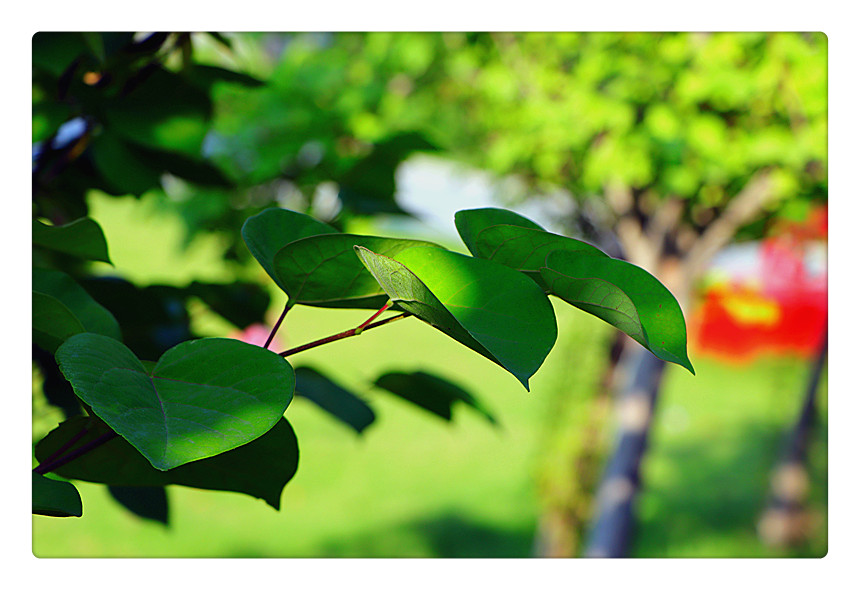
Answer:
[55,333,295,470]
[355,246,557,390]
[35,415,299,509]
[273,234,445,308]
[295,366,375,433]
[455,207,606,289]
[32,268,121,352]
[241,208,338,295]
[374,370,497,425]
[540,250,694,374]
[33,472,83,517]
[32,217,112,264]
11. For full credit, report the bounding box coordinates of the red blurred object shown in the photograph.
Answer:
[690,205,827,363]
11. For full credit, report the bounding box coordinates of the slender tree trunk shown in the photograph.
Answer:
[583,345,666,557]
[758,332,827,547]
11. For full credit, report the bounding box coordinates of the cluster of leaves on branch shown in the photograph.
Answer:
[33,32,716,522]
[33,204,692,518]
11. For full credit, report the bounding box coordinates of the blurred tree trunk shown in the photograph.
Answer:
[577,172,775,558]
[757,332,827,548]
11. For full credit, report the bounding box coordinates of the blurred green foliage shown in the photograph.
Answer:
[32,32,826,557]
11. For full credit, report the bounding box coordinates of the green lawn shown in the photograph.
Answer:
[32,193,827,557]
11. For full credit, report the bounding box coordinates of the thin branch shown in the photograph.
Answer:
[33,431,119,475]
[683,170,774,279]
[39,425,89,467]
[263,300,293,350]
[279,311,409,358]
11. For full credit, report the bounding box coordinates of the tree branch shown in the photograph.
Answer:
[279,309,409,357]
[682,170,774,280]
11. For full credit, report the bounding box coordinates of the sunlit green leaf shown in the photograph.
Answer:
[35,415,299,509]
[32,217,112,264]
[374,370,496,425]
[33,472,83,518]
[540,250,694,373]
[241,208,338,295]
[454,207,545,256]
[355,246,557,389]
[295,366,375,433]
[273,234,445,308]
[55,333,295,470]
[455,207,607,289]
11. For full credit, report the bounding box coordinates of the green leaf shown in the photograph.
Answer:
[454,207,545,255]
[33,268,121,343]
[107,486,168,525]
[55,333,295,470]
[338,132,438,216]
[456,209,607,289]
[33,472,83,517]
[186,64,264,90]
[129,143,234,188]
[374,371,497,425]
[32,32,91,77]
[355,246,557,390]
[295,367,375,433]
[104,66,212,155]
[540,250,694,374]
[32,292,86,353]
[90,131,163,196]
[241,208,338,295]
[32,217,112,264]
[186,281,270,330]
[273,234,445,309]
[35,415,299,509]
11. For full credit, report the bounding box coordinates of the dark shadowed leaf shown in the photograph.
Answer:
[241,208,338,294]
[540,250,694,374]
[32,32,91,77]
[130,143,234,188]
[355,246,557,390]
[338,132,438,216]
[374,371,496,425]
[81,277,192,360]
[273,234,445,309]
[32,217,112,264]
[90,131,163,196]
[186,64,264,90]
[33,345,83,417]
[104,65,212,155]
[32,292,85,353]
[55,334,295,470]
[35,415,299,509]
[107,486,169,525]
[186,281,270,330]
[33,472,83,517]
[294,366,375,433]
[33,268,121,345]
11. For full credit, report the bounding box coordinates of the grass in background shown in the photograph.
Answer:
[32,193,827,557]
